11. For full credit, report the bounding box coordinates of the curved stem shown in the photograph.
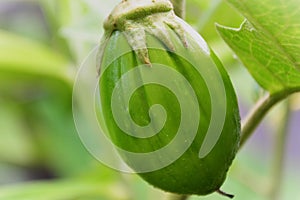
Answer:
[269,100,291,200]
[217,189,234,199]
[171,0,186,19]
[240,93,286,149]
[196,0,222,31]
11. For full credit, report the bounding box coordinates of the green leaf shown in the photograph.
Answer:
[0,30,74,86]
[0,179,129,200]
[216,0,300,94]
[0,100,37,167]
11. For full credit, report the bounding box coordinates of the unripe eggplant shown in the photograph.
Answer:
[97,0,240,196]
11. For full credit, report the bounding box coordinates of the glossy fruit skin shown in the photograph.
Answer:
[98,0,240,195]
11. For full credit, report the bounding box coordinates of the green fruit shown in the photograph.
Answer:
[97,0,240,196]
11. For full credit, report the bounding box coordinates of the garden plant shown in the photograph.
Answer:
[0,0,299,200]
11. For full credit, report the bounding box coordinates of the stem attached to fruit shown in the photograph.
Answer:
[217,189,234,199]
[171,0,186,19]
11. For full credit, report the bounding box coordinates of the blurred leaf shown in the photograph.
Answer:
[39,0,120,63]
[0,1,49,43]
[216,0,300,94]
[0,179,130,200]
[0,30,93,176]
[197,0,243,35]
[185,0,244,72]
[39,0,81,61]
[0,101,37,167]
[29,98,95,177]
[0,30,74,85]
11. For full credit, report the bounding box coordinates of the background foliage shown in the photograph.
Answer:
[0,0,299,199]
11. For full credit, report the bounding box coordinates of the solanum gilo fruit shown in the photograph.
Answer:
[97,0,240,196]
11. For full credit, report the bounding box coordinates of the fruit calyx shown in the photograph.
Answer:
[98,0,189,73]
[103,0,173,31]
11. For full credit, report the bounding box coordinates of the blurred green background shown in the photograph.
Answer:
[0,0,299,199]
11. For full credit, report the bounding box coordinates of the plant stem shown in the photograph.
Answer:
[217,189,234,199]
[39,1,75,62]
[269,100,291,200]
[196,0,222,31]
[240,93,285,149]
[171,0,186,19]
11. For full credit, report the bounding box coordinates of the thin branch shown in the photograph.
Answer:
[269,100,291,200]
[171,0,186,19]
[240,93,286,149]
[196,0,222,31]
